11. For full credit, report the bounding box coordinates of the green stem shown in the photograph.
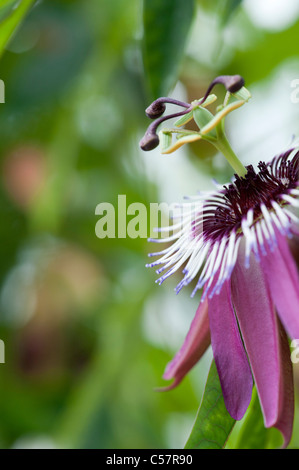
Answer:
[215,122,247,177]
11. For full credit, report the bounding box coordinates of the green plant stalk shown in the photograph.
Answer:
[214,118,247,177]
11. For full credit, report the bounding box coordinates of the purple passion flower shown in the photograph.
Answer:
[147,147,299,447]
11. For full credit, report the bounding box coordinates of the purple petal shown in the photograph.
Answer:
[260,230,299,339]
[208,279,253,420]
[231,247,294,446]
[162,298,210,390]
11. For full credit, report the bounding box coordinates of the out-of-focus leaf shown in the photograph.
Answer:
[0,0,19,22]
[184,360,235,449]
[0,0,36,58]
[6,3,92,107]
[220,0,243,25]
[142,0,195,99]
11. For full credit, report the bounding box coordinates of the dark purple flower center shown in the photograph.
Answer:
[203,149,299,242]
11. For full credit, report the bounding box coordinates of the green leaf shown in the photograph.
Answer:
[184,360,235,449]
[0,0,36,59]
[142,0,195,99]
[0,0,19,22]
[219,0,243,25]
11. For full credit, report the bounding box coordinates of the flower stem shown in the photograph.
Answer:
[215,124,247,177]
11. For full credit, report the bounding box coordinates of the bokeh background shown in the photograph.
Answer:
[1,0,299,449]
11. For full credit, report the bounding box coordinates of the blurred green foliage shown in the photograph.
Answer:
[0,0,298,449]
